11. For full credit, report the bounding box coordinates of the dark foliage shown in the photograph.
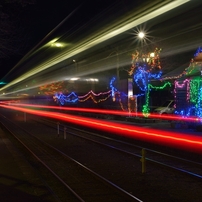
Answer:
[0,0,35,58]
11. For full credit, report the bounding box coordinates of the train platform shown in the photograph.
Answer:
[0,126,55,202]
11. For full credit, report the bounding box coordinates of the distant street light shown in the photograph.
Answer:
[138,32,145,39]
[54,43,63,47]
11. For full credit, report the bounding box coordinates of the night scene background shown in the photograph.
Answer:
[0,0,202,111]
[1,1,202,201]
[0,0,202,80]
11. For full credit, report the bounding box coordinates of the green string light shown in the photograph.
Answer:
[142,82,172,117]
[190,77,200,104]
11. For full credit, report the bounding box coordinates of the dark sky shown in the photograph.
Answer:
[0,0,85,78]
[1,0,202,82]
[0,0,132,80]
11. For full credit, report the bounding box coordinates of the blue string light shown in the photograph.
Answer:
[53,92,78,105]
[109,77,118,98]
[194,47,202,58]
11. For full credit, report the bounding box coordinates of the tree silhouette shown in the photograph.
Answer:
[0,0,35,59]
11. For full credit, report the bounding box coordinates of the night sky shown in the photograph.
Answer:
[0,0,202,82]
[0,0,130,80]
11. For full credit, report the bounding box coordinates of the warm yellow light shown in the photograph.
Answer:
[55,43,63,47]
[150,52,155,57]
[48,38,59,44]
[70,78,79,81]
[138,32,145,38]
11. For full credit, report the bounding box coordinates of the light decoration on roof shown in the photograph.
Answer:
[172,47,202,120]
[162,47,202,81]
[194,47,202,58]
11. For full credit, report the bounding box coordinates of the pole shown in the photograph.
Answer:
[24,112,26,122]
[135,96,137,117]
[128,77,133,116]
[140,148,146,173]
[64,126,66,140]
[57,122,60,137]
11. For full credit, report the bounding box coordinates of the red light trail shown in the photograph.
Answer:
[6,102,201,123]
[1,103,202,154]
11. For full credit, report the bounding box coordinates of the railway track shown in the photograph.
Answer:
[0,110,202,201]
[0,114,142,202]
[37,117,202,179]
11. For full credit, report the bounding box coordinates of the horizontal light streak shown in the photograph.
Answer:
[7,103,201,123]
[0,103,201,154]
[0,0,189,93]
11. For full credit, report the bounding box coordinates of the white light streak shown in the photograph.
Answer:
[0,0,190,94]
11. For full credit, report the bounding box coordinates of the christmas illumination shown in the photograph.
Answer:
[174,77,202,119]
[142,82,172,116]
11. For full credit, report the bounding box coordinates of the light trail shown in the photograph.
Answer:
[7,102,201,123]
[1,103,202,154]
[0,0,189,94]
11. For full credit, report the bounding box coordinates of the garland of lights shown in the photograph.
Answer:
[52,78,172,116]
[174,79,190,116]
[53,78,122,107]
[53,90,112,105]
[194,47,202,58]
[115,92,125,111]
[162,47,202,81]
[196,87,202,118]
[133,67,148,92]
[79,93,111,103]
[189,77,202,118]
[131,48,162,92]
[173,48,202,118]
[53,92,78,104]
[51,47,167,113]
[133,68,162,92]
[128,47,164,116]
[142,82,172,117]
[129,48,162,76]
[190,79,199,103]
[174,77,202,119]
[110,77,118,99]
[48,47,202,119]
[53,76,147,112]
